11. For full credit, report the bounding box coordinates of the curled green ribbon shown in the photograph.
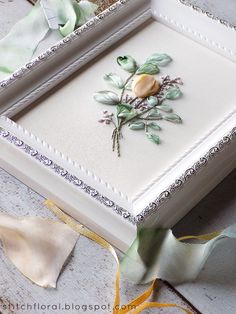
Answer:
[0,0,98,80]
[121,225,236,284]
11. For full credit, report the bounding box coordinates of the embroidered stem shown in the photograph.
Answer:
[120,73,135,102]
[95,54,184,157]
[112,129,117,152]
[116,129,121,157]
[112,124,122,157]
[129,97,138,104]
[112,97,165,157]
[121,99,164,126]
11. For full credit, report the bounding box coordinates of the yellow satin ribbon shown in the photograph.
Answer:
[178,231,221,242]
[44,200,193,314]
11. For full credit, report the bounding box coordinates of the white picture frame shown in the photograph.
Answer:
[0,0,152,116]
[0,0,235,252]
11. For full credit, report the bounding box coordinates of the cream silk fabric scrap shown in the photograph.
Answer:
[0,212,79,288]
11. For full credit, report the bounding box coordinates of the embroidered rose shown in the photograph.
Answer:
[132,74,160,98]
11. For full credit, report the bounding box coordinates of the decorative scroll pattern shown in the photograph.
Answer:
[29,0,119,13]
[179,0,236,30]
[0,127,136,224]
[2,0,235,89]
[0,126,235,225]
[0,0,131,89]
[92,0,118,13]
[138,127,236,223]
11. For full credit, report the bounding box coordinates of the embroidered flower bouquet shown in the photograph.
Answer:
[94,54,183,156]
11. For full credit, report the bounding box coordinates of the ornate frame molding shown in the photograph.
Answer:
[179,0,236,31]
[1,123,235,225]
[1,0,235,91]
[0,0,235,249]
[139,126,236,223]
[0,0,133,89]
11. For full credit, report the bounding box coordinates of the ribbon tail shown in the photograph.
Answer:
[0,2,50,80]
[45,200,192,314]
[0,0,99,80]
[121,225,236,284]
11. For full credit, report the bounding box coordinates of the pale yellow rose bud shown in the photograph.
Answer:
[132,74,160,98]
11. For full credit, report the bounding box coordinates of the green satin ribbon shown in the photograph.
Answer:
[121,225,236,284]
[45,201,236,313]
[0,0,98,80]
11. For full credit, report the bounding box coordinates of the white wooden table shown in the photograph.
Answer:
[0,1,235,313]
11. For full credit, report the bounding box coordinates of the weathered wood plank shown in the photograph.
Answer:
[0,167,195,314]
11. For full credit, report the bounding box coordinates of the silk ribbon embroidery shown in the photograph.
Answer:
[94,53,183,157]
[0,0,98,80]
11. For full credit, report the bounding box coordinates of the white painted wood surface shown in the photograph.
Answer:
[0,1,235,313]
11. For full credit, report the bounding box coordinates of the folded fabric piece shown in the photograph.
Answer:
[0,2,49,80]
[121,225,236,284]
[0,212,79,288]
[0,0,98,80]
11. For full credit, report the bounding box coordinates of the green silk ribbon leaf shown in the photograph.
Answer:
[117,55,137,73]
[129,122,145,130]
[163,113,182,123]
[121,225,236,284]
[165,86,182,100]
[136,62,160,75]
[146,53,172,67]
[157,103,173,113]
[147,96,158,107]
[147,108,162,119]
[117,103,136,119]
[148,122,161,130]
[146,133,160,144]
[104,73,125,89]
[94,91,120,105]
